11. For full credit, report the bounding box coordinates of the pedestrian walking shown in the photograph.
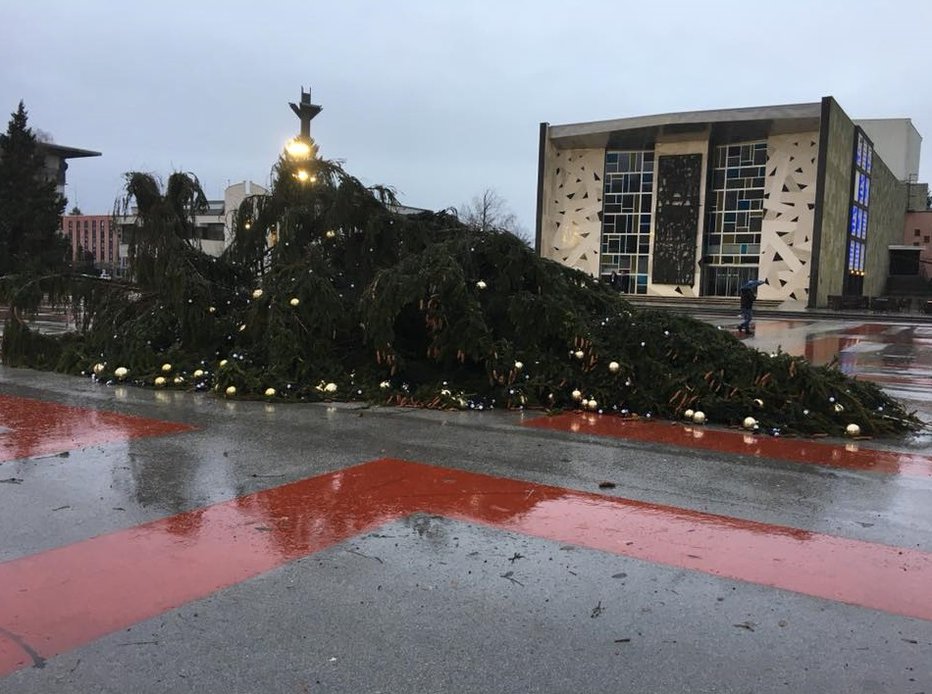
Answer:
[738,279,765,335]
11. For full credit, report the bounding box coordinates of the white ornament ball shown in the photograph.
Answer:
[325,229,336,239]
[476,280,487,290]
[588,399,598,410]
[743,416,757,430]
[834,403,845,413]
[225,385,237,397]
[683,409,694,420]
[289,297,300,307]
[114,367,129,380]
[845,423,861,437]
[574,350,584,360]
[608,361,620,373]
[92,362,106,375]
[264,387,276,398]
[252,288,264,300]
[238,324,247,332]
[161,363,172,373]
[324,382,338,393]
[154,376,167,387]
[514,361,524,371]
[692,411,706,425]
[753,398,764,408]
[208,306,216,313]
[193,369,204,378]
[571,389,583,401]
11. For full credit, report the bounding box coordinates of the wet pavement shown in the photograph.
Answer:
[704,315,932,433]
[1,317,931,693]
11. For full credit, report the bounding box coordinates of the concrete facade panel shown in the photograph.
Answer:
[814,100,855,306]
[539,147,604,276]
[864,159,907,298]
[759,132,819,305]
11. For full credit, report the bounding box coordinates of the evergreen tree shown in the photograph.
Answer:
[0,101,69,306]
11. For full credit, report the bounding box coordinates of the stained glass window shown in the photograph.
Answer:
[600,150,654,294]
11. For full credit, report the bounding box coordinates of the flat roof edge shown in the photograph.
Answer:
[549,101,824,140]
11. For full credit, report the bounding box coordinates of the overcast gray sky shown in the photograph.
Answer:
[3,0,931,230]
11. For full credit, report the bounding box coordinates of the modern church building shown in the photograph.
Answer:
[535,97,923,308]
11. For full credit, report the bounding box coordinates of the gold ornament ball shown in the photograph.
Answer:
[225,386,237,397]
[834,403,845,413]
[252,288,264,300]
[683,408,694,420]
[154,376,167,387]
[845,423,861,437]
[208,306,216,313]
[219,359,229,368]
[324,382,338,393]
[264,387,276,398]
[92,362,106,375]
[588,399,598,410]
[114,367,129,380]
[289,297,300,307]
[692,411,706,425]
[574,350,584,360]
[173,376,184,385]
[571,389,583,401]
[193,369,205,378]
[325,230,336,239]
[379,381,391,389]
[608,361,620,373]
[753,398,764,408]
[743,416,757,430]
[161,363,172,373]
[514,361,524,371]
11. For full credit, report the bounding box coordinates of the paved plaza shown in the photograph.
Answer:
[1,317,930,693]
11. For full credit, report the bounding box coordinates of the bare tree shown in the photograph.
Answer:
[459,188,530,244]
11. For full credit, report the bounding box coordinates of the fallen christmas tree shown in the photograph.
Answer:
[0,153,922,438]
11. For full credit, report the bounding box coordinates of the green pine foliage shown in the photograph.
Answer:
[0,147,922,437]
[0,102,71,361]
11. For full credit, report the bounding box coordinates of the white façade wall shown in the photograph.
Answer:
[539,147,604,276]
[758,132,819,305]
[647,138,709,298]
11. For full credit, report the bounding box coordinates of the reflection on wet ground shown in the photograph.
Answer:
[527,413,932,478]
[736,319,932,414]
[0,394,194,463]
[2,457,930,676]
[701,317,932,453]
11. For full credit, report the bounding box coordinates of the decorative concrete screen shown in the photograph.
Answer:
[759,133,819,303]
[652,154,702,285]
[544,149,604,276]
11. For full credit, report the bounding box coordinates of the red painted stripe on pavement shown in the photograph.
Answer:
[0,394,194,463]
[525,412,932,478]
[0,460,399,676]
[2,458,930,677]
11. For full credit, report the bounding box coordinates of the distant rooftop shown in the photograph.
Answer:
[40,142,101,159]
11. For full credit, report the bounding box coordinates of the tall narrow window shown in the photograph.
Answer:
[702,141,767,297]
[844,130,872,296]
[600,150,654,294]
